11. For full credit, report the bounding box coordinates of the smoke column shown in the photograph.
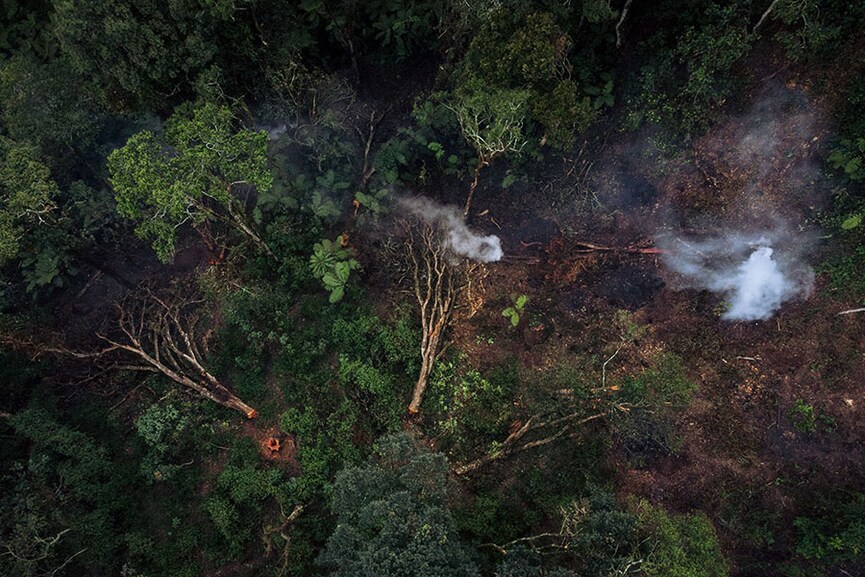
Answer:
[657,233,814,321]
[398,197,503,263]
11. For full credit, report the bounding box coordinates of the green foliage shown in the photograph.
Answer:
[319,433,480,577]
[134,400,195,483]
[453,9,601,150]
[311,172,349,220]
[203,438,297,559]
[841,214,862,230]
[532,79,597,149]
[354,187,389,216]
[0,55,105,156]
[297,0,445,64]
[361,0,444,61]
[108,101,272,261]
[496,487,639,577]
[614,353,695,461]
[50,0,285,109]
[371,99,469,187]
[280,402,362,498]
[448,79,530,165]
[789,399,817,433]
[0,0,55,60]
[332,311,418,430]
[818,186,865,300]
[0,138,58,266]
[427,355,514,451]
[502,294,529,327]
[5,405,135,570]
[309,236,360,303]
[625,4,752,136]
[675,6,752,109]
[770,0,865,63]
[828,138,865,181]
[635,500,729,577]
[794,494,865,564]
[550,488,641,577]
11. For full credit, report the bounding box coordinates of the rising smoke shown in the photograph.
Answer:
[656,232,814,321]
[398,197,503,263]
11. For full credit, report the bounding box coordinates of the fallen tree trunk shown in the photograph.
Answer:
[98,289,258,418]
[407,222,456,414]
[3,287,258,419]
[570,241,666,255]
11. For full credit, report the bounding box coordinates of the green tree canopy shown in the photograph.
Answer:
[319,433,480,577]
[454,10,598,150]
[0,138,58,266]
[107,101,273,261]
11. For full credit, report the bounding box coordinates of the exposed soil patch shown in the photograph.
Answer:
[444,69,865,573]
[592,261,665,311]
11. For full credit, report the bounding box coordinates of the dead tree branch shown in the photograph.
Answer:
[615,0,634,48]
[454,412,606,475]
[355,110,386,189]
[753,0,782,34]
[406,220,457,414]
[94,288,258,418]
[838,307,865,316]
[1,287,257,419]
[264,503,305,577]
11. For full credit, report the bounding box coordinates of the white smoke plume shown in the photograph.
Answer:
[262,124,288,141]
[657,232,814,321]
[398,197,503,263]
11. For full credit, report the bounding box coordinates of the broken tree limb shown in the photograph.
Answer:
[615,0,634,48]
[753,0,782,34]
[571,241,666,255]
[355,110,386,189]
[838,307,865,316]
[454,412,605,475]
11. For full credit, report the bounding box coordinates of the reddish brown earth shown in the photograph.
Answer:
[444,64,864,573]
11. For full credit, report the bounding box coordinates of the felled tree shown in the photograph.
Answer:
[108,102,273,262]
[97,287,257,419]
[319,433,479,577]
[404,219,456,414]
[447,81,529,215]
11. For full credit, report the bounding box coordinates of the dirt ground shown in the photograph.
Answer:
[444,64,865,573]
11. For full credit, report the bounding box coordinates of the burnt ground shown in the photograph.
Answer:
[441,64,865,574]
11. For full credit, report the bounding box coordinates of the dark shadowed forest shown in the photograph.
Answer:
[1,1,865,576]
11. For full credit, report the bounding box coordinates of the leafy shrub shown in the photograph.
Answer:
[453,10,599,150]
[309,236,360,303]
[502,294,529,327]
[625,4,752,137]
[828,138,865,181]
[6,406,135,570]
[614,353,695,462]
[204,438,297,560]
[280,402,363,498]
[427,354,513,451]
[567,488,640,577]
[789,399,817,433]
[635,500,729,577]
[794,492,865,564]
[134,401,193,482]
